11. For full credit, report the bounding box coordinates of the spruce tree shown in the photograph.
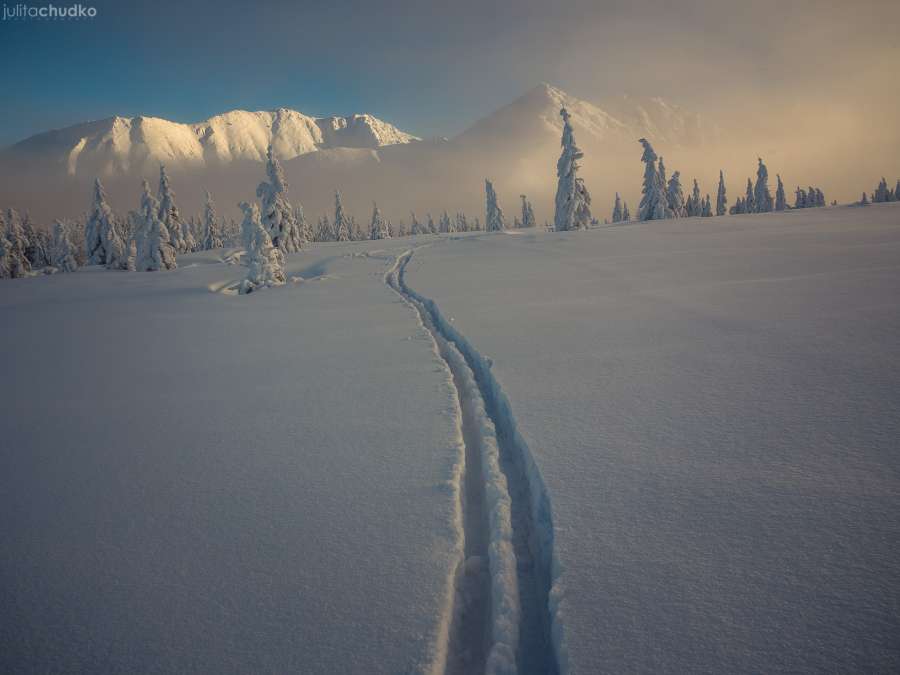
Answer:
[202,191,224,250]
[775,174,787,211]
[745,178,756,214]
[134,180,177,271]
[485,179,507,232]
[666,172,686,217]
[611,192,623,223]
[257,146,302,252]
[238,201,285,294]
[716,170,727,216]
[622,202,631,222]
[50,220,78,273]
[638,139,667,221]
[84,179,126,269]
[554,108,592,230]
[753,158,773,212]
[157,165,189,253]
[520,195,536,228]
[369,203,390,240]
[333,191,350,242]
[5,208,31,277]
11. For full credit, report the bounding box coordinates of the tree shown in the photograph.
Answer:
[295,205,313,243]
[520,195,536,228]
[860,192,870,205]
[667,172,686,217]
[638,138,667,221]
[134,180,177,271]
[485,179,506,232]
[239,201,285,294]
[554,108,592,230]
[333,191,351,242]
[754,158,773,212]
[426,213,437,235]
[22,215,49,268]
[201,191,224,250]
[369,202,390,240]
[689,179,702,217]
[50,220,78,273]
[775,174,787,211]
[256,146,302,252]
[158,165,190,253]
[716,170,727,216]
[657,156,668,202]
[5,208,32,277]
[456,212,469,233]
[795,186,806,209]
[874,177,889,203]
[84,179,127,269]
[815,188,825,207]
[743,178,755,213]
[622,202,631,222]
[611,192,623,223]
[439,211,455,234]
[0,231,11,279]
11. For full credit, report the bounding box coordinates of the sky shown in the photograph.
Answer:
[1,0,898,148]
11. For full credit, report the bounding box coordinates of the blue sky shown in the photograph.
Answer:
[1,0,897,147]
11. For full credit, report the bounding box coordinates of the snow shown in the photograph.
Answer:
[0,239,462,673]
[6,108,419,177]
[3,204,900,673]
[404,203,900,674]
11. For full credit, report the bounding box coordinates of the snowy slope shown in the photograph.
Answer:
[0,240,463,674]
[2,107,418,177]
[404,203,900,674]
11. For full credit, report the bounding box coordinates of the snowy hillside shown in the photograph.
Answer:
[2,108,418,177]
[2,204,899,674]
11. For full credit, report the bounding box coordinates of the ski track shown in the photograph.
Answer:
[386,248,564,675]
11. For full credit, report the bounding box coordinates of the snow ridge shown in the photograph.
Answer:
[388,249,565,675]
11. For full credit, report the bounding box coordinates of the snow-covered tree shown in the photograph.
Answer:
[622,201,631,222]
[256,146,302,252]
[456,212,469,233]
[22,215,49,268]
[745,178,756,214]
[701,195,713,217]
[666,172,686,217]
[754,158,773,213]
[611,192,623,223]
[485,179,507,232]
[49,220,78,273]
[333,191,351,242]
[775,174,787,211]
[239,201,285,294]
[395,219,409,237]
[815,188,825,207]
[860,192,870,205]
[295,204,313,243]
[4,209,31,277]
[134,180,177,271]
[554,108,592,231]
[688,179,702,217]
[657,156,668,198]
[201,191,224,250]
[520,195,536,228]
[315,215,332,242]
[369,202,390,240]
[439,211,454,234]
[84,179,127,269]
[874,177,889,203]
[426,213,437,235]
[157,165,189,253]
[638,138,667,221]
[0,231,11,279]
[716,170,727,216]
[795,186,806,209]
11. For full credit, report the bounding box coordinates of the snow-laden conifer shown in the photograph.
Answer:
[666,172,686,217]
[485,179,507,232]
[157,165,188,253]
[49,220,78,273]
[754,158,773,213]
[554,108,592,230]
[638,139,667,221]
[134,180,177,271]
[239,201,285,294]
[333,191,351,242]
[369,203,390,240]
[716,170,727,216]
[256,146,302,252]
[775,174,787,211]
[622,201,631,222]
[611,192,623,223]
[520,195,536,228]
[745,178,756,214]
[201,191,224,250]
[84,179,126,268]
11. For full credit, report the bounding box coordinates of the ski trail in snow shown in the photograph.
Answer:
[386,249,563,675]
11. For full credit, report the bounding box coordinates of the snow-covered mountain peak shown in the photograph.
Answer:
[3,107,419,177]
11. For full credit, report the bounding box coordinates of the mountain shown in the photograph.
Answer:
[0,84,723,224]
[2,108,419,177]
